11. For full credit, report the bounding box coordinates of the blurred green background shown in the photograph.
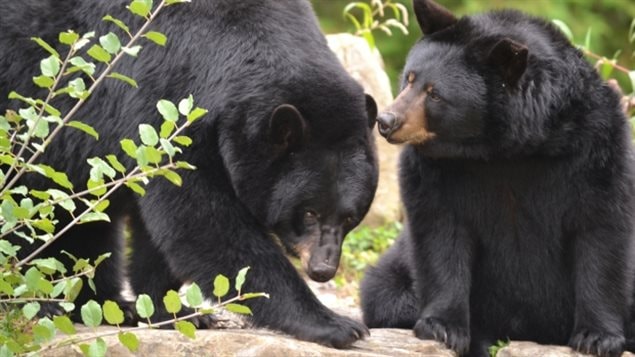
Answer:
[312,0,635,95]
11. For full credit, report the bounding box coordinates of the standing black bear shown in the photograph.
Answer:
[361,0,635,356]
[0,0,378,348]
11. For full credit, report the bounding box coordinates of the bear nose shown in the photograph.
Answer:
[308,262,337,282]
[376,112,399,138]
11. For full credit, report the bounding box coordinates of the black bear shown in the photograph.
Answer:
[0,0,378,348]
[361,0,635,356]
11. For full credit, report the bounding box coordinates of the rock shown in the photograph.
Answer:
[44,327,451,357]
[497,341,635,357]
[327,33,402,226]
[44,326,635,356]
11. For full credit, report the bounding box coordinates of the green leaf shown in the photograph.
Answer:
[156,100,179,122]
[163,289,182,314]
[40,55,60,77]
[175,320,196,339]
[33,218,55,233]
[22,302,40,320]
[59,30,79,45]
[0,279,14,296]
[38,278,54,295]
[583,27,592,51]
[240,292,270,300]
[69,56,96,76]
[139,124,159,146]
[135,294,155,318]
[99,32,121,54]
[79,211,111,224]
[187,107,208,123]
[53,315,76,335]
[83,337,107,357]
[213,274,229,299]
[81,300,103,327]
[144,31,167,46]
[59,302,76,312]
[32,37,60,58]
[87,44,112,63]
[600,59,615,80]
[33,318,56,344]
[108,72,138,88]
[225,303,252,315]
[160,121,175,138]
[106,155,126,173]
[128,0,152,17]
[185,283,203,307]
[94,252,111,267]
[0,241,19,257]
[25,267,43,290]
[125,181,146,196]
[43,166,74,190]
[67,121,99,140]
[87,178,107,197]
[122,45,142,57]
[87,157,117,181]
[178,95,193,115]
[160,138,176,158]
[47,189,75,212]
[552,19,573,42]
[120,139,138,158]
[103,15,131,35]
[31,257,65,274]
[13,206,29,219]
[235,266,250,293]
[33,75,55,88]
[145,146,163,164]
[173,136,192,147]
[629,70,635,94]
[118,332,139,353]
[103,300,125,325]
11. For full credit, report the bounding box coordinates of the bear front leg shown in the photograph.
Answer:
[165,223,367,348]
[569,227,632,357]
[409,218,473,355]
[136,175,367,348]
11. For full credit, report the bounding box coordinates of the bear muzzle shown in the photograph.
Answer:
[377,82,436,145]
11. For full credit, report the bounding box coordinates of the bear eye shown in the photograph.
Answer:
[428,90,442,102]
[303,210,319,225]
[344,216,356,227]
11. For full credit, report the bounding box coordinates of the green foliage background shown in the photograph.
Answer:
[313,0,635,94]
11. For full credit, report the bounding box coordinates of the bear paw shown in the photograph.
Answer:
[569,329,624,357]
[414,316,470,355]
[297,314,369,349]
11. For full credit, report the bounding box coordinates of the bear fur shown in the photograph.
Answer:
[0,0,378,348]
[362,0,635,356]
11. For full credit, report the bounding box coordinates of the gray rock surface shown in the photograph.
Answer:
[44,327,453,356]
[43,327,635,356]
[327,33,402,227]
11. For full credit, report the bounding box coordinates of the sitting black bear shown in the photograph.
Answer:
[361,1,635,356]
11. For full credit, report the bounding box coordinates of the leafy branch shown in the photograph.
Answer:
[343,0,409,49]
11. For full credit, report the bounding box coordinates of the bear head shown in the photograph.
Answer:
[218,75,378,283]
[377,0,584,159]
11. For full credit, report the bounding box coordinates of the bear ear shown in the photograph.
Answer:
[412,0,458,35]
[487,38,529,87]
[365,94,378,129]
[269,104,307,153]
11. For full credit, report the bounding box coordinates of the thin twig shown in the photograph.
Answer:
[1,0,167,196]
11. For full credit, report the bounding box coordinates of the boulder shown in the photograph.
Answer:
[43,327,452,356]
[43,327,635,356]
[327,33,402,226]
